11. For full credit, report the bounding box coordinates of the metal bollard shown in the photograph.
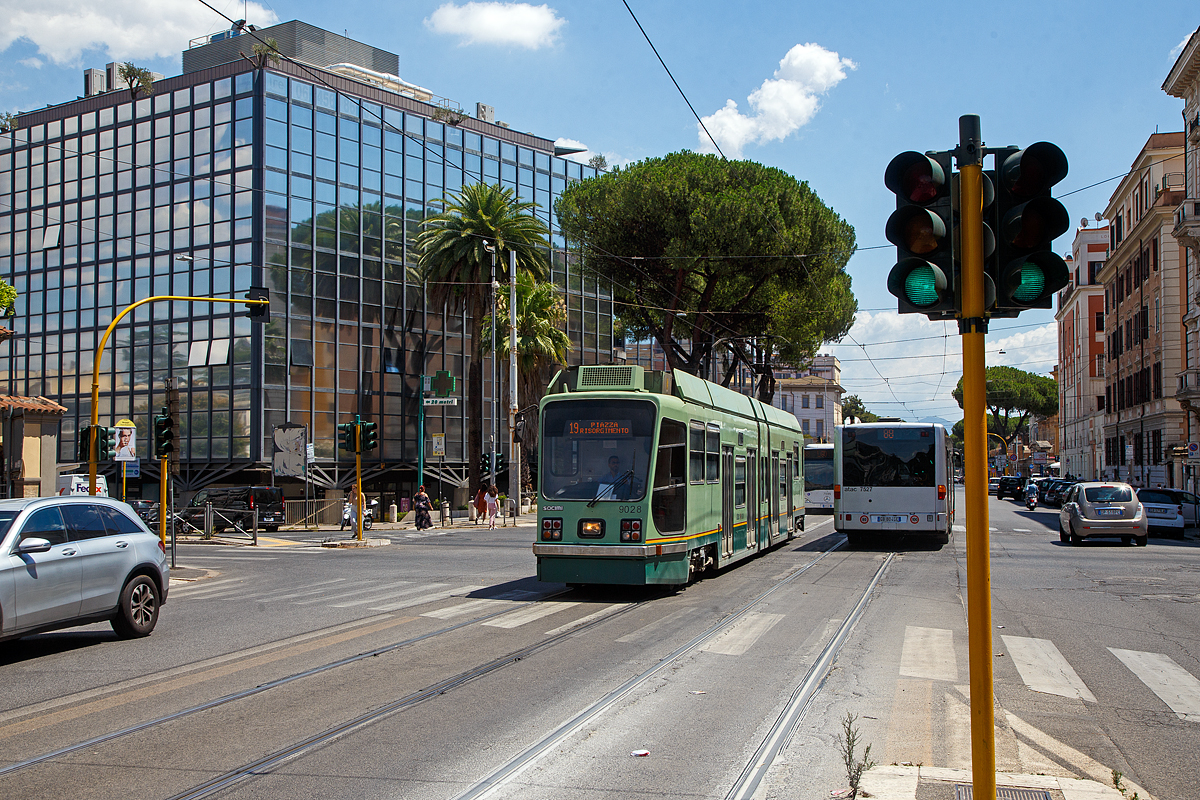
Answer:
[440,500,450,527]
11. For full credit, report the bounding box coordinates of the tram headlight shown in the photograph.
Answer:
[620,519,642,542]
[541,518,563,541]
[578,519,605,539]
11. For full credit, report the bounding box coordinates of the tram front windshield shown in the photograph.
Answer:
[541,400,655,502]
[842,427,936,488]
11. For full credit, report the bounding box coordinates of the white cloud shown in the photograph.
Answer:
[425,2,565,49]
[1170,29,1195,61]
[0,0,278,65]
[18,57,43,69]
[823,312,1058,423]
[698,42,855,158]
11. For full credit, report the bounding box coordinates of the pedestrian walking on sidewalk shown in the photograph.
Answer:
[485,484,500,530]
[413,486,433,531]
[474,485,488,524]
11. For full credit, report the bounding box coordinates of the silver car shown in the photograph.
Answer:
[1059,482,1147,547]
[1,496,169,642]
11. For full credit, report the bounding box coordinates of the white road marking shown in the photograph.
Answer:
[544,603,632,635]
[701,612,785,656]
[616,607,700,643]
[1001,635,1096,701]
[367,585,477,612]
[293,579,413,605]
[169,577,244,595]
[421,598,509,619]
[899,626,958,682]
[1109,648,1200,721]
[334,582,451,608]
[1013,528,1032,532]
[482,601,580,629]
[953,525,966,532]
[257,579,360,602]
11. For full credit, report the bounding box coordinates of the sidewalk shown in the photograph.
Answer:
[860,765,1128,799]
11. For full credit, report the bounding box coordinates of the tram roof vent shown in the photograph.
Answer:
[576,365,644,391]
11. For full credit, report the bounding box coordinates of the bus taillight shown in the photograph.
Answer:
[938,484,946,500]
[834,484,841,500]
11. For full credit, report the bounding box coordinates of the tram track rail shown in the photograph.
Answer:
[4,533,864,800]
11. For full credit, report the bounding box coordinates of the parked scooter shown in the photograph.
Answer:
[340,499,377,531]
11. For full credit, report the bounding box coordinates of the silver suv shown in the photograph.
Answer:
[1,496,169,642]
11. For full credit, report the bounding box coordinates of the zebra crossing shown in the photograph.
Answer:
[899,624,1200,721]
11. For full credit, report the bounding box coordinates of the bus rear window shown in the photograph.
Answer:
[842,427,935,488]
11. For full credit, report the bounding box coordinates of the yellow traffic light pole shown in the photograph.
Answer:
[88,294,269,497]
[957,116,996,800]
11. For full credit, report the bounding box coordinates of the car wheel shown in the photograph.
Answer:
[1069,523,1083,546]
[1136,534,1148,547]
[111,575,161,639]
[1059,521,1069,543]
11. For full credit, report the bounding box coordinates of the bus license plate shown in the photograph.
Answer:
[872,514,905,524]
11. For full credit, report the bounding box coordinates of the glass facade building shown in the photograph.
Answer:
[0,24,613,501]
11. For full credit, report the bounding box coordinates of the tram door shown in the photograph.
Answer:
[770,452,781,540]
[746,449,758,548]
[786,452,795,532]
[721,445,735,557]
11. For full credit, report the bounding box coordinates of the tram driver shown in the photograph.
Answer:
[600,454,640,500]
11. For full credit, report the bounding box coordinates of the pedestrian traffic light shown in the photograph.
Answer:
[77,424,93,463]
[246,286,270,324]
[991,142,1071,313]
[496,452,507,473]
[337,422,356,453]
[360,421,378,452]
[885,151,957,320]
[154,407,175,458]
[96,426,118,461]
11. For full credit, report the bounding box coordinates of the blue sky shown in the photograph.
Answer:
[1,1,1196,424]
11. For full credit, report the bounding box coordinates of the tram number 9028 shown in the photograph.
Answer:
[618,505,643,515]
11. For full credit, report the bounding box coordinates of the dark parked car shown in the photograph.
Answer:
[996,476,1025,500]
[1,495,169,642]
[127,500,156,524]
[177,486,286,533]
[1043,479,1074,507]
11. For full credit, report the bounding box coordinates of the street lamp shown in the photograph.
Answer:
[483,242,498,489]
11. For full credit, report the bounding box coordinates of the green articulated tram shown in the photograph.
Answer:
[533,365,805,586]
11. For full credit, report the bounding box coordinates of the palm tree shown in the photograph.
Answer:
[481,271,571,494]
[415,183,549,494]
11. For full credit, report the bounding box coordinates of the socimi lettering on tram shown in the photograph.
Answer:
[534,365,805,586]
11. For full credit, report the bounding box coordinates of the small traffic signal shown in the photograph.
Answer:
[337,422,356,453]
[496,452,507,473]
[77,424,93,463]
[247,286,270,324]
[992,142,1071,313]
[96,426,118,461]
[884,151,957,319]
[480,451,491,475]
[360,421,378,452]
[154,407,176,458]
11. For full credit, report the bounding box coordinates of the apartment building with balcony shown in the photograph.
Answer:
[773,354,842,441]
[1056,224,1109,479]
[1163,26,1200,437]
[1099,133,1187,486]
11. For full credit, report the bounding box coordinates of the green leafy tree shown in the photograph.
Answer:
[251,37,282,70]
[480,270,571,413]
[951,366,1056,449]
[0,279,16,316]
[118,63,155,101]
[556,151,856,402]
[0,112,18,133]
[415,183,549,492]
[841,395,878,424]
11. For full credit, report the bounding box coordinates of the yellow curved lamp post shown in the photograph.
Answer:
[88,294,269,544]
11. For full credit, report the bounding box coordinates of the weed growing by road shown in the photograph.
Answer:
[1112,769,1141,800]
[836,712,876,799]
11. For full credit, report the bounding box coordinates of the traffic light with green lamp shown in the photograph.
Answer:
[360,421,378,452]
[154,408,175,458]
[337,422,356,453]
[991,142,1071,313]
[96,426,118,461]
[480,451,491,476]
[884,151,957,319]
[77,424,93,463]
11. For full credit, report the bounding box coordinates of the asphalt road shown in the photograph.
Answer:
[1,494,1196,800]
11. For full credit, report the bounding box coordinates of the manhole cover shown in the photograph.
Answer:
[955,786,1052,800]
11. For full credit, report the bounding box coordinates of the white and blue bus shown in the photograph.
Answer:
[803,442,835,513]
[833,422,954,546]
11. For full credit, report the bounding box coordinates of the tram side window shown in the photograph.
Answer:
[735,456,746,506]
[706,423,720,483]
[653,419,687,534]
[689,422,705,484]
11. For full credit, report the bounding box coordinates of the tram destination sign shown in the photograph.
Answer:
[567,420,632,437]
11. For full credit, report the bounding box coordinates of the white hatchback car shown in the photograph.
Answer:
[1135,489,1186,537]
[1,496,169,642]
